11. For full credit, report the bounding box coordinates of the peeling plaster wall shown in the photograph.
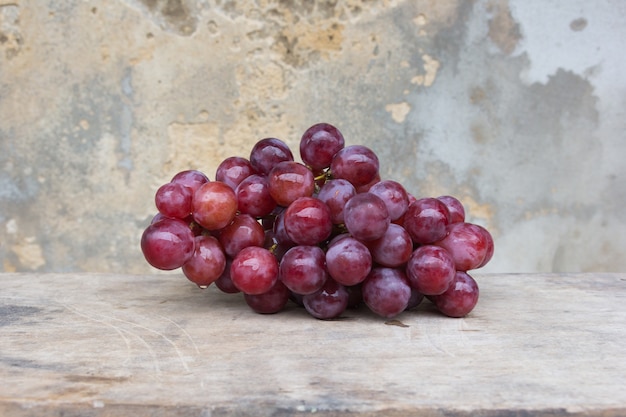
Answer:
[1,0,625,273]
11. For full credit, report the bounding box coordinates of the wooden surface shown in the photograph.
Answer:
[1,272,625,416]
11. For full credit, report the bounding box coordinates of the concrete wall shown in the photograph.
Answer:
[1,0,625,274]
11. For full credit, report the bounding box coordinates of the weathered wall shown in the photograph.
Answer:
[1,0,625,274]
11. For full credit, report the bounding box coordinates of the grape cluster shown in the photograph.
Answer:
[141,123,494,319]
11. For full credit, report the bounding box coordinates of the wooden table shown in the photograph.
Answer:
[1,272,625,416]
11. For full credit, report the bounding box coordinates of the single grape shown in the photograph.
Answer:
[230,246,279,295]
[343,192,390,241]
[171,170,210,194]
[182,235,226,287]
[325,236,372,286]
[437,195,465,224]
[215,156,256,190]
[235,174,277,219]
[369,180,409,221]
[303,279,349,320]
[279,245,328,295]
[283,196,333,246]
[403,197,451,245]
[366,223,413,268]
[405,245,455,295]
[299,122,345,171]
[268,161,315,207]
[244,280,290,314]
[140,217,195,270]
[429,271,479,318]
[316,179,356,225]
[193,181,238,230]
[362,267,411,319]
[154,182,193,220]
[215,258,240,294]
[330,145,379,187]
[435,222,489,271]
[249,137,294,176]
[218,214,265,258]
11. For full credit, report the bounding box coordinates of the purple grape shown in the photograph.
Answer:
[235,174,277,219]
[268,161,315,207]
[343,192,390,241]
[154,182,192,220]
[283,196,333,246]
[429,271,479,318]
[218,214,265,258]
[366,223,413,268]
[244,280,290,314]
[182,235,226,287]
[403,197,451,245]
[405,245,455,295]
[330,145,379,187]
[299,122,345,171]
[230,246,279,295]
[368,180,409,221]
[303,279,349,320]
[435,222,491,271]
[215,156,256,190]
[316,179,356,224]
[437,195,465,224]
[325,236,372,286]
[170,169,210,194]
[362,267,411,318]
[249,137,294,176]
[279,245,328,295]
[140,217,195,270]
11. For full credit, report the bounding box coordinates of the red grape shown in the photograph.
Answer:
[279,245,328,295]
[435,222,489,271]
[429,271,479,317]
[235,174,277,219]
[366,223,413,268]
[170,169,209,194]
[316,179,356,225]
[325,236,372,286]
[330,145,380,187]
[403,197,451,244]
[362,267,411,318]
[299,122,345,171]
[368,180,409,221]
[283,196,333,246]
[343,192,390,241]
[244,280,290,314]
[230,246,279,295]
[249,137,294,175]
[218,214,265,258]
[182,235,226,287]
[303,279,349,320]
[215,156,256,190]
[268,161,315,207]
[192,181,238,230]
[405,245,455,295]
[140,217,195,270]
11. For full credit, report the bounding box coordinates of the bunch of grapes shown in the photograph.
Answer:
[141,123,494,320]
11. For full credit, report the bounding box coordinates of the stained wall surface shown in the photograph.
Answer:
[1,0,625,274]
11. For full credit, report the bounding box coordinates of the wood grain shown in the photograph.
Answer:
[1,272,625,416]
